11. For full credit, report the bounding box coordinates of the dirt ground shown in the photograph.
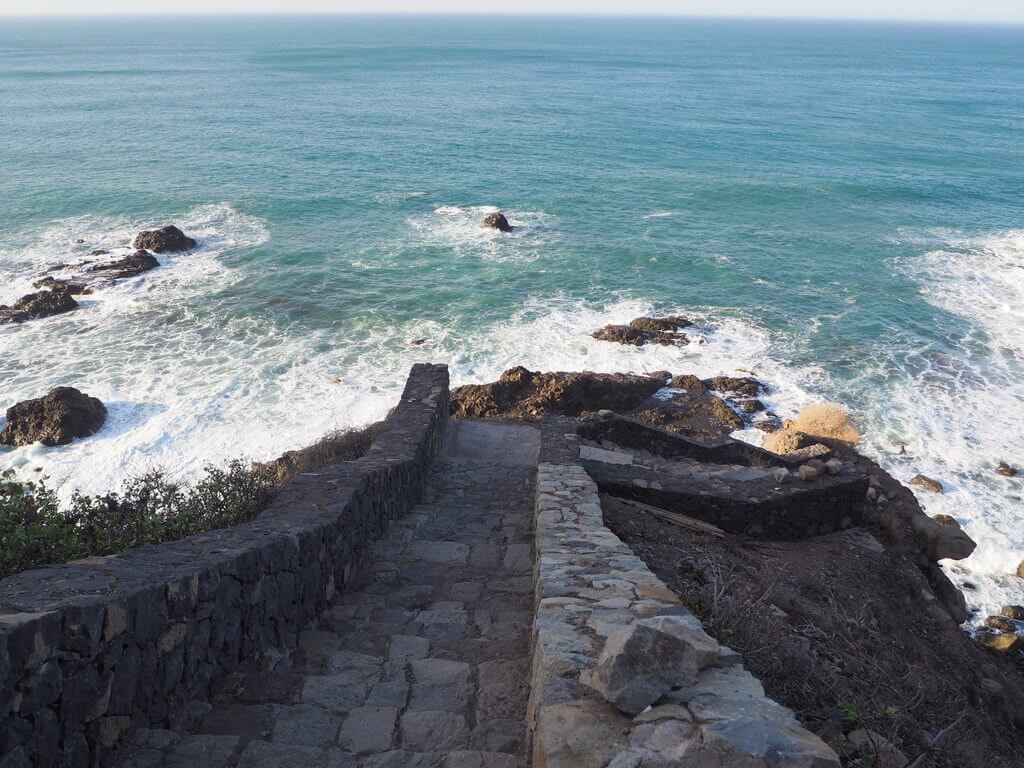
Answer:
[604,454,1024,767]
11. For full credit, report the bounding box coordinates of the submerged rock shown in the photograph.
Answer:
[0,387,107,447]
[482,212,512,232]
[0,287,79,324]
[450,367,663,420]
[88,250,160,279]
[909,474,943,493]
[133,225,197,253]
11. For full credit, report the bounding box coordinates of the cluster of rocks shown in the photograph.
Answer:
[591,315,692,347]
[450,366,773,443]
[0,386,107,447]
[0,225,195,325]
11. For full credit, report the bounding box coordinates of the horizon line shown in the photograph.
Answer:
[1,11,1024,25]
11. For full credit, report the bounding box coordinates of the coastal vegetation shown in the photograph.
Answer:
[0,419,387,578]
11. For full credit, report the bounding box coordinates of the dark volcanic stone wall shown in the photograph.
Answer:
[0,364,449,768]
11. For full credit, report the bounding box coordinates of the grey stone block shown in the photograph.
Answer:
[336,706,397,754]
[400,710,469,751]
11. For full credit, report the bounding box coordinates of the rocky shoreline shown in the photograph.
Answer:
[0,224,196,325]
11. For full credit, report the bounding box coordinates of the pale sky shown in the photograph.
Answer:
[1,0,1023,23]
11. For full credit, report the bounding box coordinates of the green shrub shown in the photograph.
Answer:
[0,461,276,579]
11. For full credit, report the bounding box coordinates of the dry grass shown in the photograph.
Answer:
[762,401,860,454]
[258,420,387,485]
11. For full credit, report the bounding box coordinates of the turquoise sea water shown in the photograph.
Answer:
[1,16,1022,619]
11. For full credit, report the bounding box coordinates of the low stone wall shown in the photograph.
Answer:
[584,459,869,540]
[528,415,840,767]
[0,363,449,768]
[577,411,807,467]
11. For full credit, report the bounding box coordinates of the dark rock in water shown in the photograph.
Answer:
[0,287,78,324]
[410,339,427,346]
[702,376,764,398]
[1002,605,1024,620]
[133,225,197,253]
[1017,560,1024,579]
[32,276,92,296]
[910,474,943,494]
[592,324,688,347]
[996,461,1017,477]
[0,387,107,447]
[450,366,663,420]
[646,370,672,384]
[88,250,159,280]
[629,316,691,333]
[87,249,110,257]
[630,387,743,441]
[482,212,512,232]
[754,415,784,433]
[74,239,85,244]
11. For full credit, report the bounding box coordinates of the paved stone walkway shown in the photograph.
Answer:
[118,420,540,768]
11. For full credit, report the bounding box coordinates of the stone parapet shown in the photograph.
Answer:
[0,364,450,767]
[528,415,840,767]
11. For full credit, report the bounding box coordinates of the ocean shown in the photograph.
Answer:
[0,15,1022,623]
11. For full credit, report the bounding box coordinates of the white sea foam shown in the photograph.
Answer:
[406,204,558,263]
[873,229,1024,622]
[642,210,676,219]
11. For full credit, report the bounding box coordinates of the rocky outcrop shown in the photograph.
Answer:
[0,287,78,324]
[87,250,160,279]
[591,324,689,347]
[632,381,744,441]
[450,367,662,420]
[0,387,107,447]
[31,276,92,295]
[911,514,976,561]
[629,316,691,333]
[133,225,197,253]
[704,375,763,398]
[482,212,512,232]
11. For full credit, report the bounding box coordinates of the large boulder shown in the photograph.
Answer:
[703,375,764,398]
[0,287,78,324]
[0,387,107,447]
[132,225,197,253]
[482,212,512,232]
[88,250,160,280]
[911,514,976,562]
[909,474,943,494]
[583,614,720,715]
[450,367,663,420]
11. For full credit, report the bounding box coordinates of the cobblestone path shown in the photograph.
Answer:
[118,420,540,768]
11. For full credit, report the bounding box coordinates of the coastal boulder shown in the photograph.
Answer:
[909,474,943,493]
[450,367,663,420]
[996,461,1017,477]
[482,212,512,232]
[703,375,764,398]
[133,225,197,253]
[911,514,976,562]
[0,287,78,324]
[88,250,160,280]
[0,387,107,447]
[31,276,92,296]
